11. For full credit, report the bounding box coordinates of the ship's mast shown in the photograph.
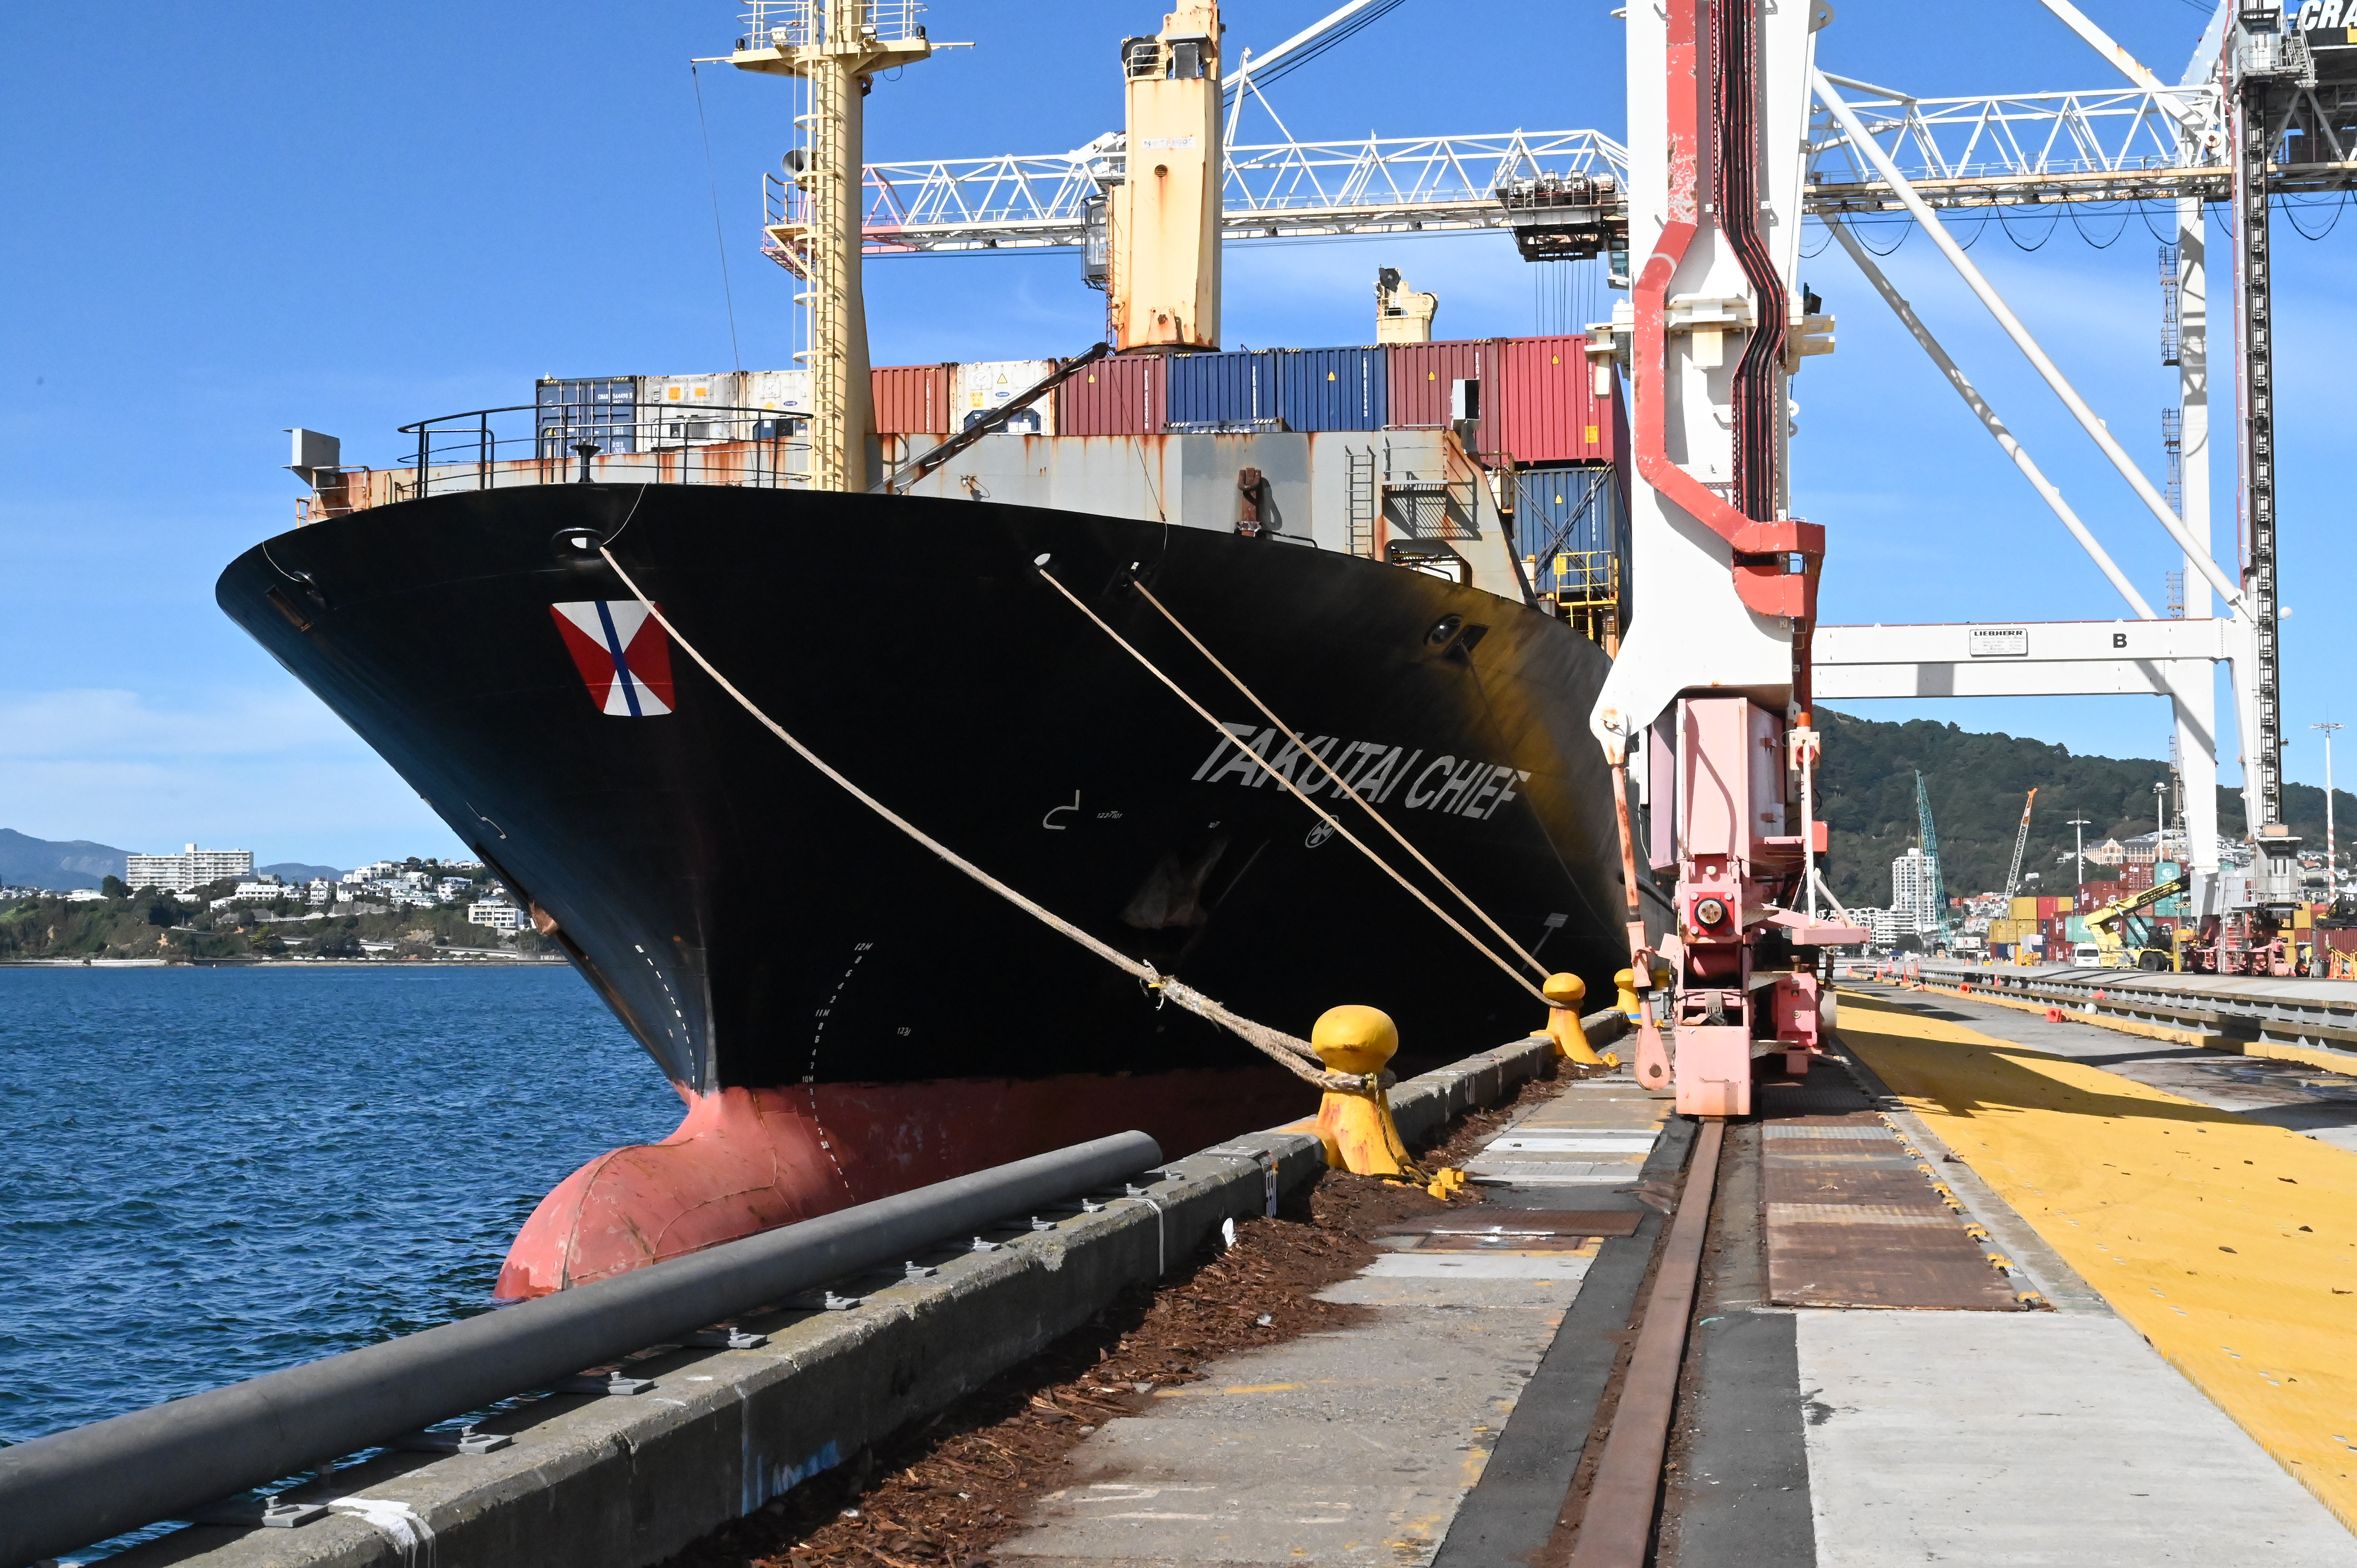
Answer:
[732,2,933,491]
[1110,4,1224,351]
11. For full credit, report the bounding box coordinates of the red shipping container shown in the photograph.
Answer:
[1484,335,1617,466]
[872,364,954,435]
[2036,897,2060,918]
[1056,354,1164,435]
[1385,339,1487,429]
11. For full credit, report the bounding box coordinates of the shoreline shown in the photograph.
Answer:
[0,956,571,969]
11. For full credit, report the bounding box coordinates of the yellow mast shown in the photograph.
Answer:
[1110,5,1223,352]
[732,3,932,491]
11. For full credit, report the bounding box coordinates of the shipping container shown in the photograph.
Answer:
[535,377,636,456]
[872,364,954,435]
[1482,335,1618,466]
[640,373,745,445]
[955,359,1058,434]
[1166,350,1280,428]
[1512,466,1622,556]
[743,369,813,415]
[1056,354,1164,436]
[1385,339,1486,430]
[2008,897,2039,922]
[1276,346,1386,432]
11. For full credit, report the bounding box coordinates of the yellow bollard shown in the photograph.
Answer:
[1615,967,1643,1023]
[1310,1004,1417,1178]
[1537,973,1618,1069]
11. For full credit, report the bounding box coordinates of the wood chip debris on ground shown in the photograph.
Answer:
[658,1069,1578,1568]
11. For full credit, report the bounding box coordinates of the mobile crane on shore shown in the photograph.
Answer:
[2085,871,2190,971]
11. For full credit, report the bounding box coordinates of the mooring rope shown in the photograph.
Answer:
[1035,567,1552,1006]
[597,547,1378,1097]
[1124,574,1551,979]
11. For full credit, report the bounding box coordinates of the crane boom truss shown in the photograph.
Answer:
[781,129,1629,259]
[2004,788,2041,901]
[820,72,2357,265]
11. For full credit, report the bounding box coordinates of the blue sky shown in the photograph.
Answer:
[2,0,2340,868]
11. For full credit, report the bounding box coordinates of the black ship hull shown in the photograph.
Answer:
[219,482,1636,1289]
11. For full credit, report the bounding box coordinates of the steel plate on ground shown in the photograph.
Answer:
[1758,1062,2021,1312]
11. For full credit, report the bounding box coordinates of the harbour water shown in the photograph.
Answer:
[0,966,680,1461]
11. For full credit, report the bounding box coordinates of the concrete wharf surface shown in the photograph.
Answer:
[1000,987,2357,1567]
[1001,1074,1671,1568]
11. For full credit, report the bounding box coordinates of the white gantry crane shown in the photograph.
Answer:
[737,0,2352,979]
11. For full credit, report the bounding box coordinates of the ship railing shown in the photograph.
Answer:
[304,405,814,517]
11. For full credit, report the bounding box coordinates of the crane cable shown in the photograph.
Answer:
[1036,567,1552,1007]
[596,547,1375,1097]
[1122,574,1552,980]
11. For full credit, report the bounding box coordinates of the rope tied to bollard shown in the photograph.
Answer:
[596,546,1369,1098]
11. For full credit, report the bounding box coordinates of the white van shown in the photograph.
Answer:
[2072,942,2103,966]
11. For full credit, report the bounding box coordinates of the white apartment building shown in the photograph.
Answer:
[468,900,525,931]
[1890,847,1943,932]
[212,877,292,908]
[124,844,255,893]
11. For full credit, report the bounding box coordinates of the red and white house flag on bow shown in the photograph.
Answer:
[549,601,676,716]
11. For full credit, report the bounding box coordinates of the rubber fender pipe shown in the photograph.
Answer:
[0,1129,1161,1568]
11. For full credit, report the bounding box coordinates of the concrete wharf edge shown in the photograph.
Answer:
[102,1018,1620,1568]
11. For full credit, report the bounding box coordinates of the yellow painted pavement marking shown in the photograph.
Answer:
[1839,990,2357,1529]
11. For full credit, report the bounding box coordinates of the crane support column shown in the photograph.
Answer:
[2229,2,2302,907]
[1594,0,1858,1118]
[733,4,934,493]
[1110,5,1224,352]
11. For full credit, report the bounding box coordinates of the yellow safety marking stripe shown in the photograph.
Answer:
[1838,990,2357,1530]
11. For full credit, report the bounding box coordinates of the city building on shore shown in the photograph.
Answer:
[124,844,254,893]
[468,899,525,931]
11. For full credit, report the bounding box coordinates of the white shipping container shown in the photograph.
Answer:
[743,368,813,415]
[953,359,1057,435]
[638,373,746,445]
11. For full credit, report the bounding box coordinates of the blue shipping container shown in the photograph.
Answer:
[1164,350,1280,427]
[1514,466,1621,556]
[537,377,636,456]
[1276,346,1386,431]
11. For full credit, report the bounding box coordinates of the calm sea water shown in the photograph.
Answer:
[0,966,680,1462]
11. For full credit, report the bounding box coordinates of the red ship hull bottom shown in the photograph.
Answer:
[493,1067,1312,1298]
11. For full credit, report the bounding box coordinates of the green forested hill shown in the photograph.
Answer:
[1816,710,2356,907]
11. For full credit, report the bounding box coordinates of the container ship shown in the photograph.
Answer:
[221,1,1655,1298]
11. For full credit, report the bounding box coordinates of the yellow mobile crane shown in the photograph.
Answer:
[2084,872,2190,971]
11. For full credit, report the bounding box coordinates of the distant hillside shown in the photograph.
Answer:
[1816,710,2357,907]
[0,835,341,892]
[0,829,127,890]
[261,862,344,884]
